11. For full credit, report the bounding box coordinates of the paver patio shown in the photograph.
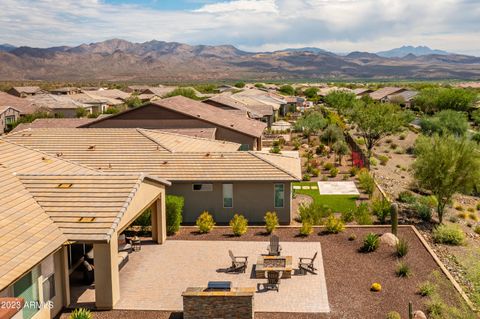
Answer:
[115,240,329,313]
[317,181,360,195]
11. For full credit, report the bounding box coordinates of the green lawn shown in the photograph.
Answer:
[293,182,358,213]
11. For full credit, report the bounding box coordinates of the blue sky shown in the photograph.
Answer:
[1,0,479,55]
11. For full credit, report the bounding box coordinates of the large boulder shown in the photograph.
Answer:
[380,232,399,247]
[413,310,427,319]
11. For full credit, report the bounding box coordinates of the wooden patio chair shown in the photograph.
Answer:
[227,250,248,273]
[261,271,282,292]
[267,235,282,256]
[298,251,318,275]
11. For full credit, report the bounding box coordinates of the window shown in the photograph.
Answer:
[5,115,15,125]
[192,183,213,191]
[41,255,56,301]
[223,184,233,208]
[13,268,40,319]
[239,144,250,151]
[274,184,285,208]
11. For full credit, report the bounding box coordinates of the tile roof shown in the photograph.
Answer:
[70,92,123,106]
[206,93,273,118]
[28,94,86,110]
[84,89,131,100]
[0,92,39,114]
[4,128,301,181]
[369,87,405,100]
[10,118,95,133]
[11,86,42,94]
[156,128,216,139]
[387,90,418,102]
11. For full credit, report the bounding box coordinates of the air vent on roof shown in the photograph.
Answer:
[230,124,234,127]
[196,114,201,117]
[56,152,63,157]
[78,217,95,223]
[205,152,210,157]
[57,183,73,188]
[88,145,96,150]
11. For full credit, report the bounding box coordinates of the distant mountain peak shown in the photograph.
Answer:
[0,43,16,52]
[376,45,449,58]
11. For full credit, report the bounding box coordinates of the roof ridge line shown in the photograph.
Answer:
[136,128,173,153]
[248,151,299,180]
[141,128,240,146]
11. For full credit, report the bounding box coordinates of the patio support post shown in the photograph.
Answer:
[61,246,70,307]
[151,195,166,244]
[94,231,120,309]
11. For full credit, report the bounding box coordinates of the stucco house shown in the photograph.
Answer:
[81,96,267,150]
[369,87,406,102]
[5,128,301,224]
[7,86,45,98]
[0,92,39,132]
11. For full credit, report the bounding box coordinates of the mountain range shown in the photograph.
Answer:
[0,39,479,81]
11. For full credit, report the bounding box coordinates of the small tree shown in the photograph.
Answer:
[320,124,343,147]
[332,140,349,165]
[278,85,295,96]
[166,195,184,235]
[125,95,143,108]
[351,102,410,158]
[304,87,319,99]
[294,111,327,137]
[76,107,88,118]
[234,81,246,88]
[413,135,480,223]
[264,211,279,234]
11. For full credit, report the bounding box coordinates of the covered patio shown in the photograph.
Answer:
[115,240,330,313]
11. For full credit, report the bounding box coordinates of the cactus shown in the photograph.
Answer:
[391,203,398,236]
[408,302,413,319]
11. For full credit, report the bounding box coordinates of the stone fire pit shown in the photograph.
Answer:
[255,255,292,278]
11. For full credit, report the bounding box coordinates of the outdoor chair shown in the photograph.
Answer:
[260,270,282,292]
[227,250,248,273]
[298,251,318,275]
[267,235,282,256]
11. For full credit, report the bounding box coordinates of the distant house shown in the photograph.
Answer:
[204,93,275,127]
[387,90,418,108]
[81,95,267,150]
[7,86,45,97]
[217,84,236,93]
[0,92,39,132]
[369,87,406,102]
[10,118,95,133]
[124,85,152,94]
[28,94,87,117]
[70,92,124,113]
[352,88,374,97]
[50,87,81,95]
[271,120,292,132]
[84,88,131,101]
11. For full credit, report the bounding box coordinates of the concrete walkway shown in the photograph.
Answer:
[116,240,330,313]
[318,181,360,195]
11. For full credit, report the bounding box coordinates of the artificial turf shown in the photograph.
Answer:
[293,181,358,213]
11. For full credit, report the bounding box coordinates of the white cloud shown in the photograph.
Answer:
[0,0,478,55]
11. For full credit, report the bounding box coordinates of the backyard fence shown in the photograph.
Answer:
[344,132,370,170]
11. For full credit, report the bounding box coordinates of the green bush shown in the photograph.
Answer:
[418,281,436,297]
[354,203,373,225]
[311,168,320,177]
[371,199,391,224]
[420,110,469,137]
[69,308,92,319]
[378,155,389,166]
[299,221,313,236]
[357,169,374,196]
[264,211,279,234]
[386,311,401,319]
[414,202,432,222]
[341,209,355,223]
[349,166,359,176]
[302,173,311,181]
[396,238,409,257]
[474,225,480,235]
[196,211,215,233]
[397,191,416,204]
[396,262,411,277]
[299,201,331,225]
[329,167,338,177]
[234,81,246,88]
[230,214,248,236]
[166,195,184,235]
[432,224,465,245]
[324,215,345,234]
[361,233,379,252]
[323,162,334,170]
[426,299,445,317]
[132,208,151,227]
[370,157,378,166]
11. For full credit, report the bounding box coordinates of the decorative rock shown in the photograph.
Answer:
[413,310,427,319]
[380,232,399,247]
[370,282,382,292]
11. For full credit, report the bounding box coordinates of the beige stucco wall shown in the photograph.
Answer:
[1,107,20,132]
[167,182,292,224]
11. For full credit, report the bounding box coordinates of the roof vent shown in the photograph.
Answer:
[108,163,112,169]
[56,152,63,157]
[163,161,168,165]
[57,183,73,188]
[205,152,210,157]
[88,145,96,150]
[230,124,234,127]
[78,217,95,223]
[197,114,201,117]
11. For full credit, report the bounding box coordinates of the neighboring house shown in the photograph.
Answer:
[0,140,170,315]
[5,128,301,225]
[140,86,177,97]
[271,120,292,132]
[10,118,95,133]
[352,88,374,97]
[7,86,45,97]
[81,96,267,150]
[70,92,124,113]
[28,94,87,118]
[84,88,131,101]
[230,89,285,119]
[217,84,236,93]
[369,87,406,102]
[204,93,275,127]
[387,90,418,108]
[124,85,152,93]
[50,87,81,95]
[0,92,39,132]
[317,87,353,97]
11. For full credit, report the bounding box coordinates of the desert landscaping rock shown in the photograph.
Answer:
[380,232,399,247]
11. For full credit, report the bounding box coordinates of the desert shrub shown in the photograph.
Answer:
[349,166,359,176]
[311,168,320,177]
[378,155,389,166]
[396,262,411,277]
[449,216,459,223]
[323,162,334,170]
[357,169,374,196]
[356,138,365,145]
[348,233,357,241]
[324,215,345,234]
[474,225,480,235]
[299,221,313,236]
[329,167,338,177]
[420,110,469,137]
[477,202,480,210]
[385,138,393,144]
[468,207,475,212]
[69,308,92,319]
[354,203,373,225]
[361,233,379,252]
[399,133,407,140]
[398,191,416,204]
[293,137,301,150]
[396,238,409,257]
[303,173,311,181]
[371,199,391,224]
[458,212,468,219]
[418,281,436,297]
[166,195,184,235]
[414,202,432,222]
[432,224,465,245]
[230,214,248,236]
[264,211,279,234]
[386,311,401,319]
[316,144,325,155]
[341,209,355,223]
[196,211,215,233]
[426,299,445,317]
[299,201,332,225]
[390,143,398,150]
[455,205,464,211]
[234,81,246,88]
[370,157,378,166]
[469,213,479,221]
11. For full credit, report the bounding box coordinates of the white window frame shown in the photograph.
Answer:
[274,183,285,208]
[222,184,233,208]
[192,183,213,192]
